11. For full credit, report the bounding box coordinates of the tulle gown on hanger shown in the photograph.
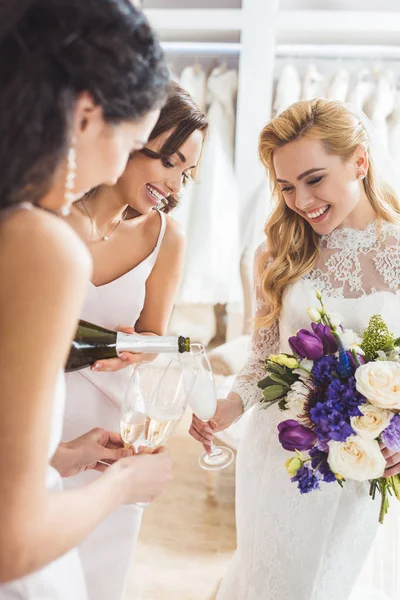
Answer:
[364,71,396,148]
[326,68,350,102]
[348,69,375,113]
[217,222,400,600]
[177,65,242,308]
[301,64,324,101]
[273,63,301,116]
[388,85,400,163]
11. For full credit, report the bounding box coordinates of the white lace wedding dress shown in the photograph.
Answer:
[217,221,400,600]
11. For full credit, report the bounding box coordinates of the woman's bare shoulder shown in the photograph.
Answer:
[0,207,92,281]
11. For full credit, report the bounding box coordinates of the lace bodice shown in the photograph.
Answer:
[231,220,400,410]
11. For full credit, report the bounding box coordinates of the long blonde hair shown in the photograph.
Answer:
[258,98,400,328]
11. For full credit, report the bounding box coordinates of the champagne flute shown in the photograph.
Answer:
[188,345,234,471]
[120,354,194,507]
[121,354,195,451]
[120,372,146,449]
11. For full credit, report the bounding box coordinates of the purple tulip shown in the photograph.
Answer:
[289,329,324,360]
[311,322,338,355]
[278,419,317,452]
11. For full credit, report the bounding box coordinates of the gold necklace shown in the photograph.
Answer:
[81,199,126,242]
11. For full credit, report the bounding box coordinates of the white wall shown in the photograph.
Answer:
[143,0,241,8]
[281,0,400,10]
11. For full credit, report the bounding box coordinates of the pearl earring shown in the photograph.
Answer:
[60,144,77,217]
[357,173,365,180]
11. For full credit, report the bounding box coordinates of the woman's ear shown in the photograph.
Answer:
[355,144,369,180]
[71,91,105,143]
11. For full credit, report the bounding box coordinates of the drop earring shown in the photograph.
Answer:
[60,143,77,217]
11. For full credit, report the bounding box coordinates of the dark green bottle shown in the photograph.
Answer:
[65,319,191,372]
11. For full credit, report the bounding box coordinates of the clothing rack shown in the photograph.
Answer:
[161,41,400,61]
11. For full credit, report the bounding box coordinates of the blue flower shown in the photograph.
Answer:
[338,346,352,378]
[291,465,320,494]
[309,447,337,483]
[309,377,365,443]
[312,355,339,385]
[310,402,354,442]
[381,414,400,452]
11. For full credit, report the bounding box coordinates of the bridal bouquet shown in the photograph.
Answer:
[258,291,400,523]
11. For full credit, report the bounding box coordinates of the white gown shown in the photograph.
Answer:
[365,71,396,149]
[273,64,301,116]
[0,203,87,600]
[62,209,167,600]
[301,64,324,102]
[176,65,242,306]
[0,372,88,600]
[217,221,400,600]
[388,87,400,163]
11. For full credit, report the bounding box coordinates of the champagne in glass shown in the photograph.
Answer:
[120,411,145,447]
[188,345,234,471]
[144,406,184,448]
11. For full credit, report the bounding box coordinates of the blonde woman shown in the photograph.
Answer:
[190,99,400,600]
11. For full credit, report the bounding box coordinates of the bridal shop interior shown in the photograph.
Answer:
[125,1,400,598]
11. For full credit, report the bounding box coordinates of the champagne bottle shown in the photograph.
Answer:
[65,319,191,373]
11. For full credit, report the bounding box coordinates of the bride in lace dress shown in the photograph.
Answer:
[190,99,400,600]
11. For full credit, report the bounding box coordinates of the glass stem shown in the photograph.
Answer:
[209,439,223,457]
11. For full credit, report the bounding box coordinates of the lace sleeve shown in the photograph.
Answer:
[230,243,280,411]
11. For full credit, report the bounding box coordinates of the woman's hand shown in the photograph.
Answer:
[189,393,244,453]
[91,326,155,372]
[51,428,133,477]
[381,443,400,477]
[106,446,173,505]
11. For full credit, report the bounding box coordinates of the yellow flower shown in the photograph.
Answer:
[269,354,299,370]
[285,456,303,477]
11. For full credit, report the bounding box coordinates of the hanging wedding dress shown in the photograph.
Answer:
[301,64,324,101]
[326,68,350,102]
[180,63,207,112]
[348,69,374,113]
[217,222,400,600]
[388,85,400,163]
[364,71,396,148]
[168,63,217,345]
[273,63,301,116]
[176,65,242,307]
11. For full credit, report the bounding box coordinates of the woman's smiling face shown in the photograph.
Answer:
[273,137,368,234]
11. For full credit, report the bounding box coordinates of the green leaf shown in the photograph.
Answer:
[262,384,286,401]
[257,375,276,390]
[394,338,400,347]
[265,361,286,376]
[268,373,291,387]
[259,397,282,410]
[278,398,287,411]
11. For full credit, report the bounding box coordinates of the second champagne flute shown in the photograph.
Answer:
[188,345,234,471]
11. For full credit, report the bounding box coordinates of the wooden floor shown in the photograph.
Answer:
[124,411,237,600]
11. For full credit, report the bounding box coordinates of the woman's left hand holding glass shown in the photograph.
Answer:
[51,428,134,477]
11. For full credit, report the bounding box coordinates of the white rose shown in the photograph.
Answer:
[285,380,309,418]
[328,436,386,481]
[355,361,400,410]
[351,403,393,440]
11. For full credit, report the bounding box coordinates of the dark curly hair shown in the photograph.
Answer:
[0,0,169,209]
[139,82,208,213]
